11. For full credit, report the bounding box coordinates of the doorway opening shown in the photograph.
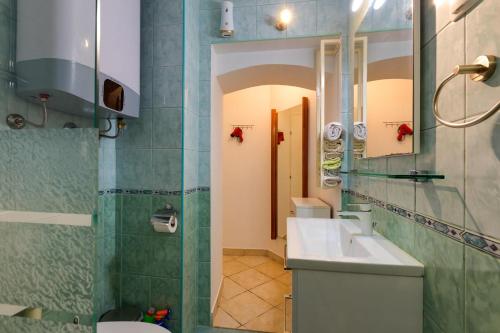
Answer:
[216,85,312,332]
[209,37,342,333]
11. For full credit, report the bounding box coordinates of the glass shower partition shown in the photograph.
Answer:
[0,0,100,332]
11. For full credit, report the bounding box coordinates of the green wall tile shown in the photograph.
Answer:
[286,1,317,37]
[465,113,500,240]
[414,225,464,333]
[116,108,153,149]
[116,148,153,190]
[199,227,211,262]
[465,247,500,333]
[153,65,183,108]
[98,194,118,237]
[150,277,180,320]
[120,274,150,311]
[0,130,13,209]
[198,262,211,299]
[377,210,415,255]
[121,195,152,235]
[150,236,181,278]
[122,235,152,275]
[416,125,465,228]
[387,155,416,211]
[197,297,211,326]
[152,108,183,149]
[152,149,182,191]
[198,191,210,227]
[423,310,445,333]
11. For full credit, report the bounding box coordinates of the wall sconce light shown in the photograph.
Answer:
[351,0,363,12]
[275,8,292,31]
[373,0,386,10]
[220,1,234,37]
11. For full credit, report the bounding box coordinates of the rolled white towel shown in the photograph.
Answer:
[323,175,342,187]
[324,151,343,160]
[324,169,339,177]
[353,122,367,141]
[353,139,365,152]
[324,122,343,141]
[324,138,344,153]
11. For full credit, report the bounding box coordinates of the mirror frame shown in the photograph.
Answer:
[352,0,420,159]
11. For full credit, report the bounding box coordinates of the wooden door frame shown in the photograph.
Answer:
[271,98,309,240]
[302,97,309,197]
[271,109,278,239]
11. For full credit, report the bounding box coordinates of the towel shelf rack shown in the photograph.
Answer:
[433,55,499,128]
[231,124,254,129]
[383,120,413,127]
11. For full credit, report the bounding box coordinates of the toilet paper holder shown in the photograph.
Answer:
[150,203,178,233]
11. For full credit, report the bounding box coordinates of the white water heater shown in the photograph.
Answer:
[16,0,140,118]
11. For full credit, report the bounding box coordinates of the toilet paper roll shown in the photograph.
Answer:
[151,216,177,233]
[167,216,177,233]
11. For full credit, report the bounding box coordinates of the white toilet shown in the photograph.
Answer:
[97,322,171,333]
[98,307,171,333]
[291,197,331,218]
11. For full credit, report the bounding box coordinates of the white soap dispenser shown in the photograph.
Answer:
[220,1,234,37]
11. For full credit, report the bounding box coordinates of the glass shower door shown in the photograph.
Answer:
[0,0,100,332]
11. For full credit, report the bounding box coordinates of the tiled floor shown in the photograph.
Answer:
[213,255,292,333]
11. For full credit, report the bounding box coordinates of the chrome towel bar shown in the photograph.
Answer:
[433,55,499,128]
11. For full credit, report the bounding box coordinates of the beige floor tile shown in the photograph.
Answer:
[276,271,292,286]
[224,260,248,276]
[285,296,293,332]
[224,255,240,263]
[250,280,290,306]
[220,291,273,325]
[230,268,271,290]
[213,307,240,329]
[243,308,285,333]
[222,277,246,300]
[236,255,272,267]
[255,261,286,278]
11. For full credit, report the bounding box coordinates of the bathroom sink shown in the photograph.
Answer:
[286,218,423,276]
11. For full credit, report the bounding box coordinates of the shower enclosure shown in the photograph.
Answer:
[0,0,99,331]
[0,0,186,332]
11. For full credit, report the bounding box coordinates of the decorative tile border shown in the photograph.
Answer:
[462,232,500,257]
[98,187,210,196]
[414,213,463,242]
[343,189,500,259]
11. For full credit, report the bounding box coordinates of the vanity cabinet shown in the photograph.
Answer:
[291,268,423,333]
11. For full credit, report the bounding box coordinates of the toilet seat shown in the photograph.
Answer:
[97,321,171,333]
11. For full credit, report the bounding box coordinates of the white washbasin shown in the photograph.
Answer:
[286,218,423,276]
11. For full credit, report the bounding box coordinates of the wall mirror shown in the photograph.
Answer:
[352,0,419,158]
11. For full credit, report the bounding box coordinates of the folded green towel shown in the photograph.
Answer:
[322,157,342,170]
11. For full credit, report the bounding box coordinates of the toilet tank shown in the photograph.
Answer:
[16,0,140,118]
[291,197,331,218]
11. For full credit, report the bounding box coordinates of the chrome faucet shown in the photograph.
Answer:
[337,203,374,236]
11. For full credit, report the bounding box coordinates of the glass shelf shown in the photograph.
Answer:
[341,170,445,181]
[0,69,17,81]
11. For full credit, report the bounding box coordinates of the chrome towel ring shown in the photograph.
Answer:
[433,55,499,128]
